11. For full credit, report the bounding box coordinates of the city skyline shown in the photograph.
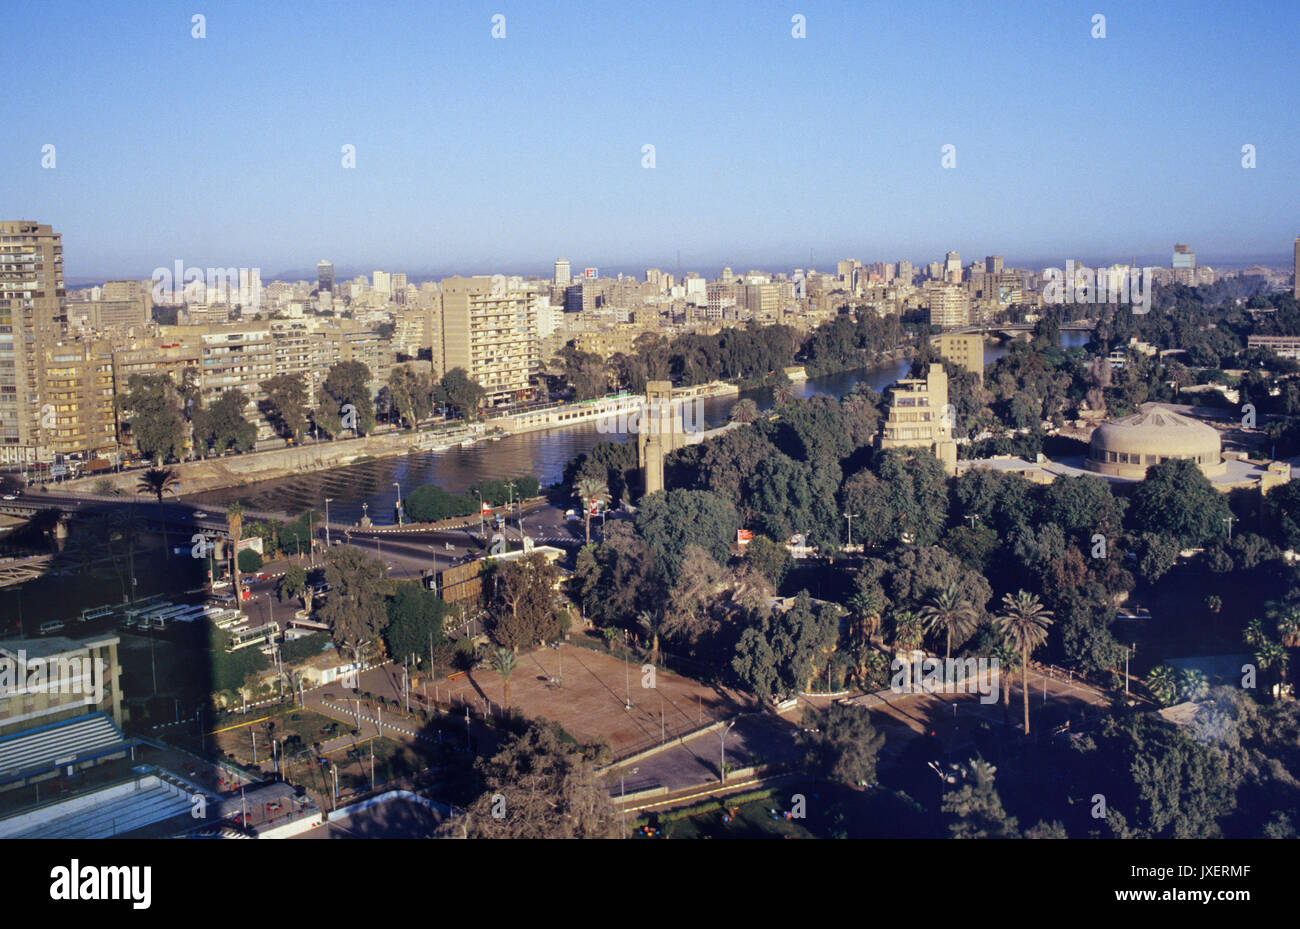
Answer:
[4,1,1299,277]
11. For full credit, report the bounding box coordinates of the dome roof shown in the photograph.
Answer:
[1089,408,1221,457]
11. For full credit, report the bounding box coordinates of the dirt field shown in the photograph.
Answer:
[410,644,746,757]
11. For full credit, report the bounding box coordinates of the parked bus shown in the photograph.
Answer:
[79,604,118,624]
[227,622,279,653]
[38,619,66,635]
[210,609,246,630]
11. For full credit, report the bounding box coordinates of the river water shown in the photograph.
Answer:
[188,332,1090,523]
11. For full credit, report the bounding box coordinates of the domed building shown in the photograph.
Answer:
[1085,407,1226,479]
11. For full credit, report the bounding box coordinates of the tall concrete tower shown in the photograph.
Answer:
[638,381,684,497]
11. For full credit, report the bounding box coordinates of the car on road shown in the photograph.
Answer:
[194,511,209,518]
[1,495,14,501]
[565,509,580,521]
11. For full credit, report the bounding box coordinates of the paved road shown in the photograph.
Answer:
[606,712,803,796]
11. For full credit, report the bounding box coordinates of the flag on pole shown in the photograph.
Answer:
[589,502,600,516]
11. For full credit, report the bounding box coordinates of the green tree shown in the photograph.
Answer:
[278,564,308,605]
[574,474,608,545]
[919,583,977,662]
[387,364,434,429]
[993,590,1054,734]
[318,361,375,437]
[260,373,310,442]
[733,591,839,701]
[744,534,793,589]
[441,367,485,420]
[491,646,518,711]
[1145,665,1179,706]
[729,397,759,423]
[319,545,392,661]
[237,548,263,573]
[135,467,179,558]
[487,552,561,650]
[942,759,1020,839]
[384,581,447,665]
[1128,459,1232,548]
[635,489,740,586]
[117,373,188,464]
[452,723,617,838]
[799,703,886,787]
[192,388,257,456]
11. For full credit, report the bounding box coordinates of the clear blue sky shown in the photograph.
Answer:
[3,0,1298,280]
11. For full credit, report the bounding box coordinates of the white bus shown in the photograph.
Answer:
[210,609,246,630]
[138,604,192,630]
[227,622,279,653]
[79,604,117,624]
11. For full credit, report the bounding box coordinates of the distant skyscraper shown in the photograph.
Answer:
[373,270,391,295]
[1172,244,1196,285]
[1293,237,1299,300]
[896,260,914,283]
[985,255,1004,274]
[554,258,571,287]
[317,260,334,293]
[945,251,962,283]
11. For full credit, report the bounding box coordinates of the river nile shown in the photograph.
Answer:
[187,333,1089,524]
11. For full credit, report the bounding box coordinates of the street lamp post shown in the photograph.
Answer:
[719,720,736,784]
[324,498,333,549]
[843,512,859,548]
[393,482,402,527]
[1224,515,1236,541]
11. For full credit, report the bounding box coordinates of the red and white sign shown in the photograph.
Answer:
[584,267,597,279]
[589,502,600,516]
[481,500,492,514]
[737,529,753,546]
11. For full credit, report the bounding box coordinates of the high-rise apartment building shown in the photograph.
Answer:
[938,333,985,381]
[41,340,117,458]
[0,221,67,464]
[90,280,150,331]
[925,282,971,328]
[439,276,539,408]
[372,270,391,296]
[554,259,571,287]
[897,260,914,284]
[985,255,1004,274]
[317,260,334,293]
[879,362,957,476]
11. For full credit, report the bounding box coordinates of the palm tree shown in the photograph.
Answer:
[993,590,1054,735]
[1178,668,1209,702]
[1243,617,1267,649]
[226,502,244,603]
[491,646,518,712]
[1255,640,1290,698]
[1145,665,1179,706]
[1273,605,1300,649]
[136,467,179,558]
[638,609,663,666]
[991,639,1021,709]
[890,610,925,652]
[919,584,977,662]
[849,588,884,644]
[575,474,608,545]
